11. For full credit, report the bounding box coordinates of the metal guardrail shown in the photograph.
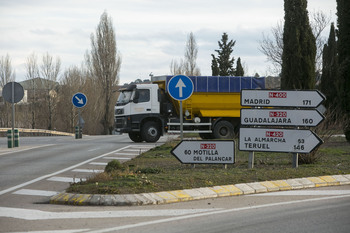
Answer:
[0,128,74,137]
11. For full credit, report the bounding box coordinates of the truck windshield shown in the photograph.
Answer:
[117,90,133,106]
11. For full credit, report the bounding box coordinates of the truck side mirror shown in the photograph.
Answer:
[133,90,139,103]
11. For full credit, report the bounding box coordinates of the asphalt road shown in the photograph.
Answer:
[0,135,349,233]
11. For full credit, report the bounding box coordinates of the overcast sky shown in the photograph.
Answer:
[0,0,337,84]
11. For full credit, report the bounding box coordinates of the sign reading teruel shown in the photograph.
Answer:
[239,128,322,153]
[241,90,325,108]
[241,109,325,127]
[171,140,235,164]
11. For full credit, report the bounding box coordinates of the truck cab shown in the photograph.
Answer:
[115,83,169,142]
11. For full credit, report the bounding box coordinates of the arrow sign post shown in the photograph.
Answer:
[241,109,325,127]
[167,75,194,140]
[171,140,235,164]
[239,128,323,153]
[72,93,87,139]
[241,90,325,108]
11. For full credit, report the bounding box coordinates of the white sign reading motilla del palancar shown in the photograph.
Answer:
[171,140,235,164]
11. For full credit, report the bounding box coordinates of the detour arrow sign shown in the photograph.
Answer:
[171,140,235,164]
[239,128,323,153]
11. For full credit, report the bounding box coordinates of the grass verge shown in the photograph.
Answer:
[67,136,350,195]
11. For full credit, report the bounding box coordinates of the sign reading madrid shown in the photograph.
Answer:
[241,90,325,108]
[171,140,235,164]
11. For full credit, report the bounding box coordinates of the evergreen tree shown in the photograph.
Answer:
[321,23,339,110]
[336,0,350,141]
[281,0,316,89]
[235,57,244,76]
[211,33,236,76]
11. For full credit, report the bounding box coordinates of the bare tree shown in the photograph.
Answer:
[0,54,16,127]
[86,11,122,134]
[184,32,201,76]
[170,32,201,76]
[40,52,61,130]
[25,52,40,129]
[259,10,331,75]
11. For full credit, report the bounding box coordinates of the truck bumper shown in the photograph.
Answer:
[115,116,132,133]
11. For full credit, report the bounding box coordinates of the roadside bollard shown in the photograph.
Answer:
[7,129,13,148]
[75,126,82,139]
[14,129,19,147]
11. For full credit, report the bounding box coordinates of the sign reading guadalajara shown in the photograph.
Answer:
[239,128,323,153]
[171,140,235,164]
[241,90,325,108]
[240,109,325,127]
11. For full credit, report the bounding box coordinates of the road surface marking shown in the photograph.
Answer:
[0,145,133,196]
[12,189,59,197]
[89,162,108,166]
[47,177,86,183]
[103,156,131,160]
[88,193,350,233]
[251,190,350,196]
[72,169,104,173]
[0,207,220,220]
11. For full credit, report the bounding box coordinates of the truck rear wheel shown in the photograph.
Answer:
[213,120,234,139]
[128,132,143,142]
[141,121,161,142]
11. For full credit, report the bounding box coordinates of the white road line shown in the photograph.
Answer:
[89,194,350,233]
[88,148,100,152]
[12,189,59,197]
[0,145,132,196]
[89,162,108,166]
[103,157,131,160]
[47,177,86,183]
[72,169,104,173]
[0,144,55,156]
[114,152,139,156]
[0,207,220,220]
[251,190,350,196]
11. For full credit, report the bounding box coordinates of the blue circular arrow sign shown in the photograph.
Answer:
[167,75,194,101]
[72,92,87,108]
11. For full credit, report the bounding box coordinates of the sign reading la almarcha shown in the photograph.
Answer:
[171,140,235,164]
[239,128,323,153]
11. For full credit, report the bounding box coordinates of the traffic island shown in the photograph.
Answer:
[49,174,350,206]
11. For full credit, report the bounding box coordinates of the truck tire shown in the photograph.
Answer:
[213,120,234,139]
[141,121,161,142]
[128,132,143,142]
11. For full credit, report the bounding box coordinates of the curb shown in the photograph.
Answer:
[50,174,350,206]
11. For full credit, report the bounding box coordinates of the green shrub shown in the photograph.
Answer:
[105,160,122,173]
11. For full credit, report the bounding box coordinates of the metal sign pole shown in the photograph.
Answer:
[11,82,15,147]
[180,100,183,140]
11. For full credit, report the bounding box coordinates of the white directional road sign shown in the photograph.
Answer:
[171,140,235,164]
[241,90,325,108]
[239,128,323,153]
[241,109,325,127]
[167,75,194,101]
[72,92,87,108]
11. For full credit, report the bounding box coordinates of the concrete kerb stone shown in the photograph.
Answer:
[246,182,268,193]
[332,175,350,185]
[49,174,350,206]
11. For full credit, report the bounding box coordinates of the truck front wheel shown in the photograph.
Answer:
[128,132,143,142]
[213,121,234,139]
[141,121,161,142]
